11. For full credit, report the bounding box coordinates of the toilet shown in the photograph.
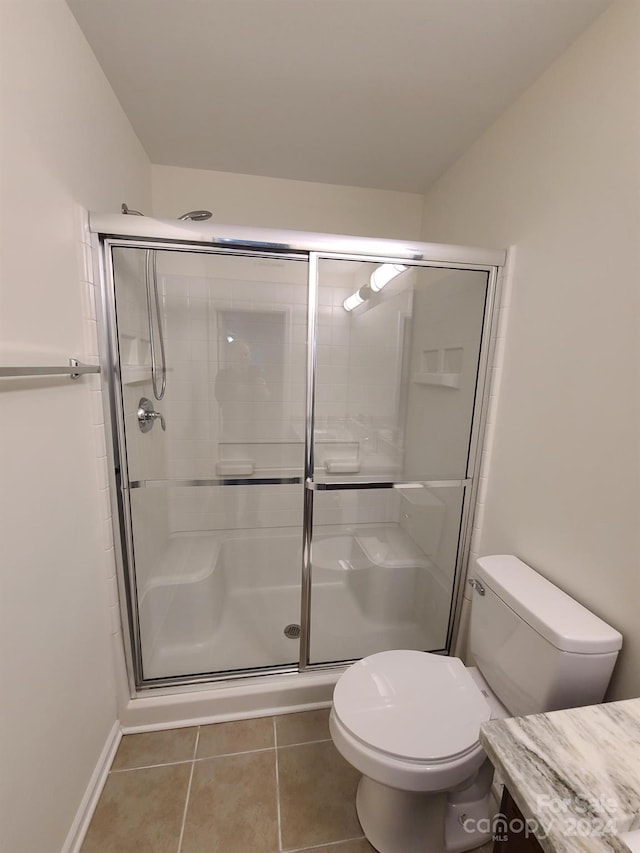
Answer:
[329,555,623,853]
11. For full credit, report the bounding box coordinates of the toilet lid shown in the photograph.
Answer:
[333,650,491,763]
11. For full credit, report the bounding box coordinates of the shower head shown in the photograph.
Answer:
[122,203,145,215]
[178,210,212,221]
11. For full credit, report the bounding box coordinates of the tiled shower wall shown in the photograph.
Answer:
[111,248,172,596]
[155,253,400,534]
[345,282,412,431]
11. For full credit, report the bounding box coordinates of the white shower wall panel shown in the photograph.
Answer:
[166,484,400,534]
[140,526,444,680]
[346,285,412,428]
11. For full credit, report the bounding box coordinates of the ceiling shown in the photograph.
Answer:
[67,0,610,194]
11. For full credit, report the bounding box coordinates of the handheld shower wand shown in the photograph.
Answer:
[119,204,212,401]
[178,210,213,221]
[121,203,213,221]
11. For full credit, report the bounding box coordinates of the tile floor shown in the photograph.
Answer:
[81,708,495,853]
[81,708,374,853]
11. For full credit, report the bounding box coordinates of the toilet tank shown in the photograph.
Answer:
[468,555,622,717]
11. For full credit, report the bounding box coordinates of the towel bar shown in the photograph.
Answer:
[0,358,100,379]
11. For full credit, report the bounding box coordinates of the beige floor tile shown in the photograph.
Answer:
[279,740,362,850]
[81,763,191,852]
[111,726,198,770]
[275,707,331,746]
[181,750,279,853]
[197,715,274,759]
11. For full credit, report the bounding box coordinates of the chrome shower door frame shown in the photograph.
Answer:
[92,220,503,695]
[96,237,311,693]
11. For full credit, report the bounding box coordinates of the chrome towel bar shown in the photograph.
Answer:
[0,358,100,379]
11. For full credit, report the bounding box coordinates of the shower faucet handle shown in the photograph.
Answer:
[151,410,166,431]
[137,397,166,433]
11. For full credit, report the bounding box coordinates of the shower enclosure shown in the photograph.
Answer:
[93,215,503,690]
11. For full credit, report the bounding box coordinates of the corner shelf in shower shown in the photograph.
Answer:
[119,333,155,384]
[411,372,460,389]
[120,365,152,385]
[120,365,173,385]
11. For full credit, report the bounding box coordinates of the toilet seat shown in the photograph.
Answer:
[332,650,491,790]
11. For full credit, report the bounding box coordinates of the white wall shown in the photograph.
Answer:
[421,0,640,700]
[0,1,150,850]
[152,164,424,238]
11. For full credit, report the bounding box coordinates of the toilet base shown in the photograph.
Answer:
[356,775,447,853]
[444,796,493,853]
[355,776,492,853]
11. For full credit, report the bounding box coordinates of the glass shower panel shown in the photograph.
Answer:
[111,247,308,680]
[309,484,466,664]
[308,260,488,665]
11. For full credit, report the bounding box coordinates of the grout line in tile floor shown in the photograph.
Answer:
[194,745,277,760]
[273,717,284,853]
[277,736,332,748]
[110,758,195,773]
[110,739,334,774]
[110,743,290,772]
[176,728,200,853]
[283,836,368,853]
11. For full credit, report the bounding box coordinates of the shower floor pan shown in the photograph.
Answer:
[138,525,450,681]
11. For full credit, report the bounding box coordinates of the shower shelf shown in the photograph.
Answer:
[121,365,172,384]
[121,365,152,384]
[412,372,460,389]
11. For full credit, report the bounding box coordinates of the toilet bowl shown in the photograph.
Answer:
[330,650,496,853]
[329,555,623,853]
[330,651,490,793]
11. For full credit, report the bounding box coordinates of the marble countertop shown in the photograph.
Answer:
[480,698,640,853]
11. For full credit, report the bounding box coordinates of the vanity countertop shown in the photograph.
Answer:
[479,698,640,853]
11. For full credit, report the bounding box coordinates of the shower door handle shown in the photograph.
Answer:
[137,397,166,433]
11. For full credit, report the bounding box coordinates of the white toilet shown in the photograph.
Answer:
[329,555,623,853]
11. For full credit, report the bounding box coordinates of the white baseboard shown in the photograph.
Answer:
[61,721,121,853]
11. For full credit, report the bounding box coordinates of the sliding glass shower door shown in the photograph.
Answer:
[102,228,499,688]
[110,246,309,680]
[307,259,489,665]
